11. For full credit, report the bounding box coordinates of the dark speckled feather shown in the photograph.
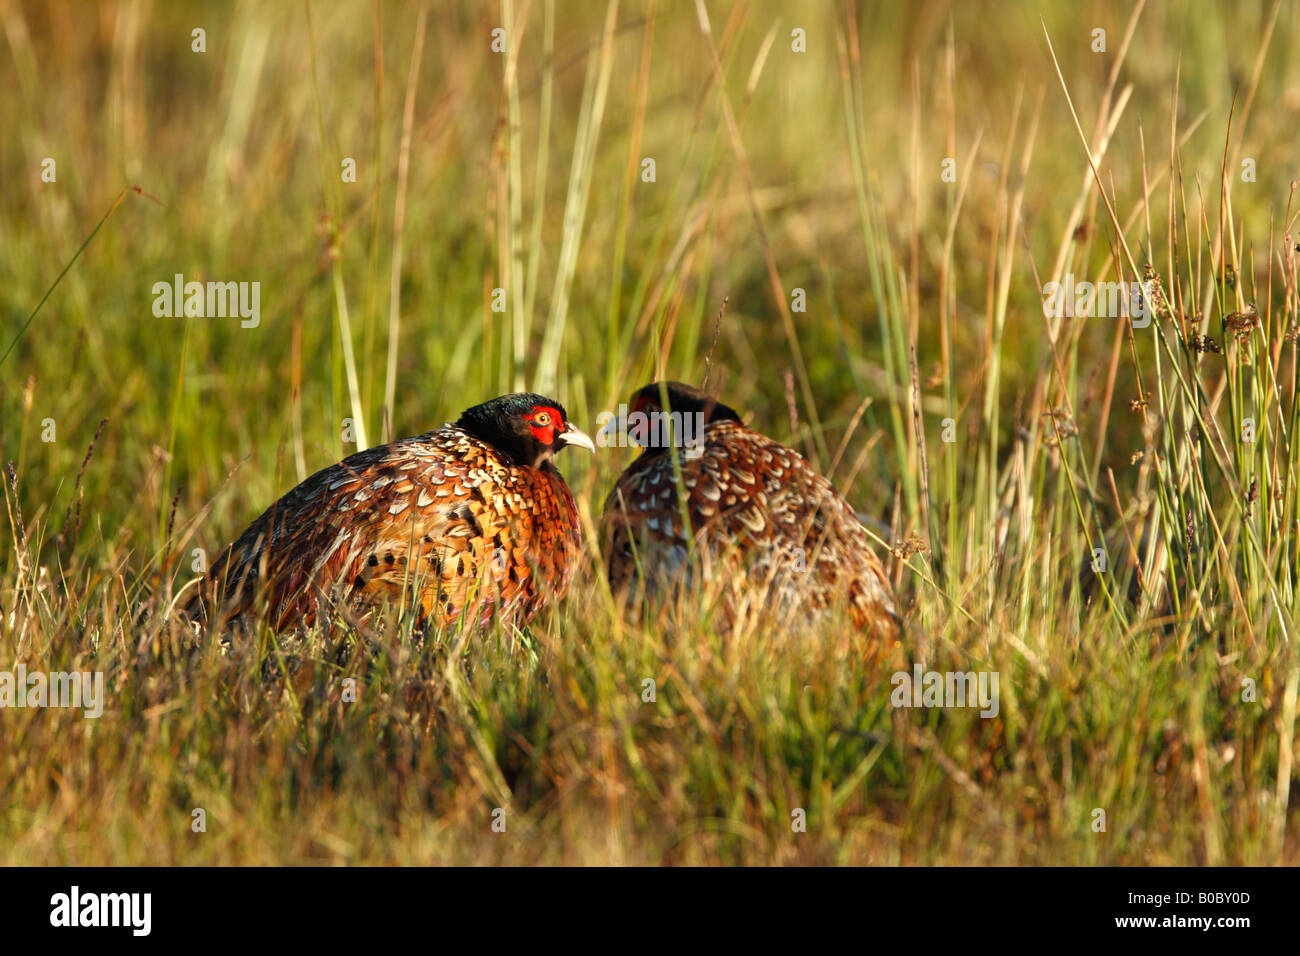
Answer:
[186,394,588,633]
[602,382,901,640]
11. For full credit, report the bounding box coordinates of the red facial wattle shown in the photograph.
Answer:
[527,406,563,445]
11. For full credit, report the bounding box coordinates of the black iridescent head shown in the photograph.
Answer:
[628,382,741,426]
[457,392,595,468]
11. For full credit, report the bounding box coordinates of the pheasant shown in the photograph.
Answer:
[185,393,594,633]
[601,382,901,640]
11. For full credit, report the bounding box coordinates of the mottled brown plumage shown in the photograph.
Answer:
[186,393,593,633]
[602,382,900,639]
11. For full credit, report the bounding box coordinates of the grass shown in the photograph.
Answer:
[1,0,1298,864]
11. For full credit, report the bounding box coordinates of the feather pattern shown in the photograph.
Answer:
[603,384,901,639]
[187,395,588,633]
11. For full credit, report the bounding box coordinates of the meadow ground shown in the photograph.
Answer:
[1,0,1298,864]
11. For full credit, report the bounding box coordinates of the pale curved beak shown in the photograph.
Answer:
[558,423,596,453]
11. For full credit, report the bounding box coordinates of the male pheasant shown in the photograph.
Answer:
[602,382,900,640]
[185,393,594,633]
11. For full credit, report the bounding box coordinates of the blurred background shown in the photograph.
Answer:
[2,1,1299,865]
[3,0,1295,548]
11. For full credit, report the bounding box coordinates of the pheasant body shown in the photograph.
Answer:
[603,383,900,639]
[188,394,592,633]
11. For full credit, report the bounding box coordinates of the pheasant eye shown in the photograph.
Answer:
[532,411,553,426]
